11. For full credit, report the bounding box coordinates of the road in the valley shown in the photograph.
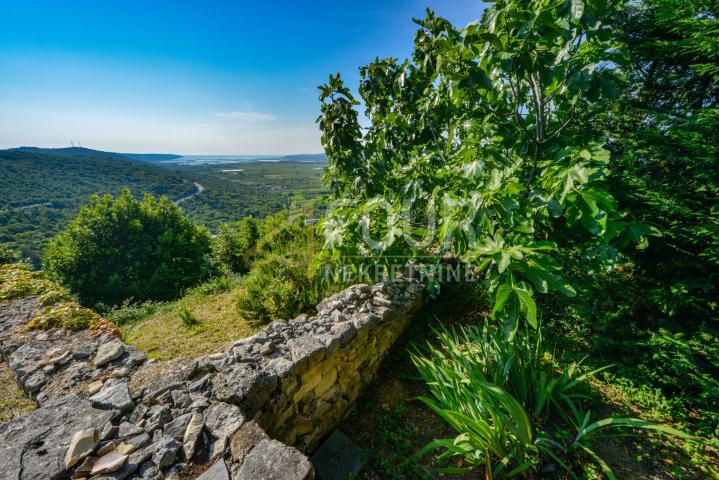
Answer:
[175,182,205,204]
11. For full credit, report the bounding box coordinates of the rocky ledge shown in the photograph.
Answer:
[0,279,423,480]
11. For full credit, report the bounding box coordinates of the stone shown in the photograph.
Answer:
[0,395,113,480]
[288,335,326,370]
[310,430,364,480]
[152,435,180,469]
[117,442,136,455]
[203,401,245,439]
[118,421,143,438]
[73,344,95,359]
[235,439,314,480]
[164,412,192,440]
[25,370,47,393]
[136,357,196,401]
[229,420,269,463]
[189,392,210,411]
[94,339,125,367]
[196,459,230,480]
[188,373,212,392]
[73,456,95,479]
[182,413,204,460]
[211,363,277,413]
[101,421,119,441]
[91,444,154,480]
[125,432,151,450]
[90,379,134,413]
[144,404,172,432]
[90,447,128,475]
[88,380,104,395]
[64,427,100,468]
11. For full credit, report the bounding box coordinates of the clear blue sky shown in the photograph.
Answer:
[0,1,485,154]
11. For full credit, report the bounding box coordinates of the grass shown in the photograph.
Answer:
[339,284,713,479]
[119,278,261,360]
[0,361,35,423]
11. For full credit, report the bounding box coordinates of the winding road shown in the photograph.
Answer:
[175,181,205,205]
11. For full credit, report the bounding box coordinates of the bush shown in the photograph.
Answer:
[191,275,233,296]
[0,243,18,264]
[178,304,199,327]
[43,189,213,307]
[212,217,259,273]
[106,301,161,326]
[28,302,103,330]
[236,213,337,322]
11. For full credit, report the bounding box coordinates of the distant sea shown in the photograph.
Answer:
[162,155,283,165]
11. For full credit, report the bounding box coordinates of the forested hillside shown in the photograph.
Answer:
[0,149,326,261]
[0,149,197,260]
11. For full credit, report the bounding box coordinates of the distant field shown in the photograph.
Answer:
[172,159,328,228]
[0,149,327,262]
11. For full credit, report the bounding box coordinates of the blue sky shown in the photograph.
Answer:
[0,1,485,154]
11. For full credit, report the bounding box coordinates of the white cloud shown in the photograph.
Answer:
[215,111,276,122]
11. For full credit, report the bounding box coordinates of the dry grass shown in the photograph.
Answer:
[123,286,261,361]
[0,361,35,423]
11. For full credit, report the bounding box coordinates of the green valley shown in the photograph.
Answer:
[0,148,326,261]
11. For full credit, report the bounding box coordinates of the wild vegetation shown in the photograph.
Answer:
[0,0,716,477]
[318,0,718,477]
[0,149,196,261]
[0,148,326,262]
[43,189,213,308]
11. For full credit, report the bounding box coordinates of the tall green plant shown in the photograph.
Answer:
[318,0,655,335]
[412,322,692,478]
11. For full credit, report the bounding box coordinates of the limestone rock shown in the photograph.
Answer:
[90,379,134,413]
[211,363,277,414]
[229,420,269,463]
[118,421,143,438]
[64,427,100,469]
[182,413,204,460]
[0,395,113,480]
[90,447,128,475]
[203,401,245,439]
[133,357,196,401]
[196,459,230,480]
[94,339,125,367]
[152,435,180,469]
[163,412,192,440]
[310,429,364,480]
[235,439,314,480]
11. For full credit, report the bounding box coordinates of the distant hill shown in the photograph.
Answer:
[279,153,327,163]
[12,147,182,163]
[120,152,183,162]
[0,149,196,261]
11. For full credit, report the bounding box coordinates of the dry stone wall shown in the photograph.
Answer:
[0,279,423,480]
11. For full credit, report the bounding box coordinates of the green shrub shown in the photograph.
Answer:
[191,275,232,296]
[0,243,18,264]
[412,323,691,478]
[236,214,337,322]
[43,189,213,308]
[0,264,55,301]
[107,301,162,326]
[178,304,199,327]
[212,217,259,273]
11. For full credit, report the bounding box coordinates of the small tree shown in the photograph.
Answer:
[212,216,259,273]
[44,189,212,307]
[0,243,18,264]
[318,0,655,336]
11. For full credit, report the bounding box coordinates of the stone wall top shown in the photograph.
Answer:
[0,278,423,480]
